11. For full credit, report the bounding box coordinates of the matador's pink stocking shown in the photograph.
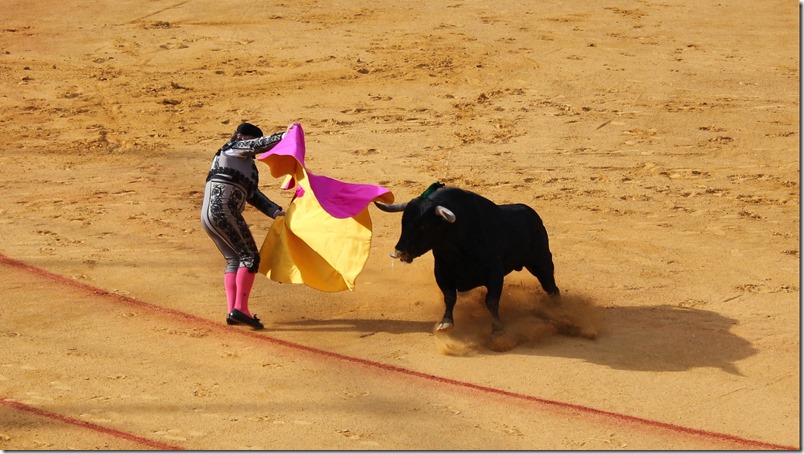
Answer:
[234,267,256,317]
[224,272,237,312]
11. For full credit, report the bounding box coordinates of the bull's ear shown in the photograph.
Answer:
[435,206,456,223]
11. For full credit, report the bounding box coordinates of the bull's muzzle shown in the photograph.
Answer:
[391,250,413,263]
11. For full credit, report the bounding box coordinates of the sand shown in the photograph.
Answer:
[0,0,799,450]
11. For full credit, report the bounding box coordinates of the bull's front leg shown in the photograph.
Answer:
[437,286,458,331]
[434,267,458,331]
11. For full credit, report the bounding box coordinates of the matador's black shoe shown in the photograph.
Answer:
[226,314,240,325]
[228,309,264,330]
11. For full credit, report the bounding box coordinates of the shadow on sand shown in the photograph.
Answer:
[274,287,755,375]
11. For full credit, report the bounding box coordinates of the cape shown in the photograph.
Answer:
[255,124,394,292]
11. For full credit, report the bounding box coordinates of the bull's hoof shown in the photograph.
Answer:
[436,321,454,332]
[548,290,562,302]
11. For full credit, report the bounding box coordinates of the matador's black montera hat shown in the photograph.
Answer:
[236,122,263,138]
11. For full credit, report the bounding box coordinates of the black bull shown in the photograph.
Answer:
[375,186,560,334]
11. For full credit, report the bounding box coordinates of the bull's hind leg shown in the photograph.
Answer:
[526,262,561,299]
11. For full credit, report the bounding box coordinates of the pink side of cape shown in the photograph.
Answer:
[257,124,394,219]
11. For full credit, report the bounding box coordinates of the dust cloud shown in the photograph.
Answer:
[433,284,603,355]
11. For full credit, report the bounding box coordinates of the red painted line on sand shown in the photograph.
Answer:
[1,253,797,451]
[0,398,183,450]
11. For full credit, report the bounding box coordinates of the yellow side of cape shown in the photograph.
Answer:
[258,169,373,292]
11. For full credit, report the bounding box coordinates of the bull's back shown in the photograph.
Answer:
[428,188,504,287]
[430,188,541,259]
[427,188,550,288]
[430,188,504,252]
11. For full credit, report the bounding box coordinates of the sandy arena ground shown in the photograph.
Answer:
[0,0,799,450]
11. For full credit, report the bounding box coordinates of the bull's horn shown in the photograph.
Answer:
[435,205,456,223]
[373,201,409,212]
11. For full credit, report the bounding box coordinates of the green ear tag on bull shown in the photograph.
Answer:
[420,182,445,198]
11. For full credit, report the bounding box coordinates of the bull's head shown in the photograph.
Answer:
[374,198,456,263]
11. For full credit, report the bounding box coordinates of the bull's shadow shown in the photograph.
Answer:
[273,290,756,375]
[493,299,756,375]
[428,286,758,375]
